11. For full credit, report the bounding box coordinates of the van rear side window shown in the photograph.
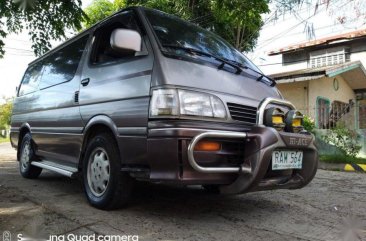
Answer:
[18,63,43,96]
[39,35,89,89]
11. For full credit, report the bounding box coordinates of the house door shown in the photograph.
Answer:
[358,100,366,129]
[316,97,330,129]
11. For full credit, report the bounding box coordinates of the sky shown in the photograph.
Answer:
[0,32,35,100]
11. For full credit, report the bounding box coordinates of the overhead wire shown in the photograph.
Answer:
[253,0,358,62]
[257,48,366,67]
[4,46,33,53]
[255,4,332,50]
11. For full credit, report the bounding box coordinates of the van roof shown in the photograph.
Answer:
[28,6,142,66]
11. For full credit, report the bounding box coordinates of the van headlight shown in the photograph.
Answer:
[150,89,227,119]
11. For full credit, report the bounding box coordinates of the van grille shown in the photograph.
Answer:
[227,103,257,125]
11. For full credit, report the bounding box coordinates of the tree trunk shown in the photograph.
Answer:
[189,0,196,11]
[239,26,246,52]
[235,25,241,49]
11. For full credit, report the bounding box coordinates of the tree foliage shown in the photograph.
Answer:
[0,100,13,129]
[0,0,86,57]
[83,0,270,52]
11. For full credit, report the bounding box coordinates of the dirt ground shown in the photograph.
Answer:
[0,142,365,241]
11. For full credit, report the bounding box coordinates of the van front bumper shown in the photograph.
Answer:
[147,124,318,194]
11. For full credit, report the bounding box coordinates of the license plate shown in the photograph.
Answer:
[272,150,303,170]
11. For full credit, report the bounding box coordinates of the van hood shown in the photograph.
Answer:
[152,56,281,102]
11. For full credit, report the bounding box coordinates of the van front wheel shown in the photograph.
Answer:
[83,133,133,210]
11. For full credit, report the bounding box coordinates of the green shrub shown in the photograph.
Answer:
[321,123,361,158]
[319,154,366,164]
[303,115,315,133]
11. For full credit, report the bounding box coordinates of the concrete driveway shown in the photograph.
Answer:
[0,142,365,241]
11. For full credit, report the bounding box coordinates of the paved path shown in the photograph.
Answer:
[0,142,365,241]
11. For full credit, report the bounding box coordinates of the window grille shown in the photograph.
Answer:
[309,47,350,68]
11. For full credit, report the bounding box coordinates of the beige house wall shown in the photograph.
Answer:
[277,81,308,114]
[308,76,355,117]
[277,76,355,119]
[276,61,308,74]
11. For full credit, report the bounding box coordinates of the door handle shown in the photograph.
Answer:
[81,78,90,86]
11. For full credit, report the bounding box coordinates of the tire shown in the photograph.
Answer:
[82,133,133,210]
[18,133,42,179]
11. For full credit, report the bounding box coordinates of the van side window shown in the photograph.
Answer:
[39,35,89,89]
[91,11,141,65]
[18,63,43,96]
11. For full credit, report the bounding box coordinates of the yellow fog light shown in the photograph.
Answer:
[285,110,304,133]
[272,116,283,124]
[264,107,285,131]
[292,118,302,127]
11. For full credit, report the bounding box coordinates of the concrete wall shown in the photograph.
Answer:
[281,51,308,73]
[350,39,366,67]
[315,129,366,158]
[357,129,366,158]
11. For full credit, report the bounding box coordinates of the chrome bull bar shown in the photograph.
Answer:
[187,131,251,173]
[187,97,296,174]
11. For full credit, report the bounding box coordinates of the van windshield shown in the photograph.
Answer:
[144,9,261,73]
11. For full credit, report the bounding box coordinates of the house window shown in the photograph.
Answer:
[309,47,350,68]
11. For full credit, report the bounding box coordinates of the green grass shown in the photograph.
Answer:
[319,154,366,165]
[0,136,10,143]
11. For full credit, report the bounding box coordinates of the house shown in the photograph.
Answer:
[267,29,366,132]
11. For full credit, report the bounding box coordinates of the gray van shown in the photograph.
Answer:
[10,7,318,209]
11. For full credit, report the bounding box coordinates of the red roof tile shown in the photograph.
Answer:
[268,29,366,56]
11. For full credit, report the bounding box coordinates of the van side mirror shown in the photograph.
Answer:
[110,29,142,53]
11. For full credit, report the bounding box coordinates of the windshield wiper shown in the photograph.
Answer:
[162,44,275,86]
[162,44,243,75]
[221,58,276,87]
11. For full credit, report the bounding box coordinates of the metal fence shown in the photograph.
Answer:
[295,101,366,130]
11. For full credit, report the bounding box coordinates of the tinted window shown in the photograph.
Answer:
[18,63,43,96]
[91,11,140,64]
[144,9,261,72]
[40,35,88,89]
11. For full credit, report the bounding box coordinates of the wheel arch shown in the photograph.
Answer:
[79,115,119,170]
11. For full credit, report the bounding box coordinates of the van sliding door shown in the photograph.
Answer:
[31,35,89,167]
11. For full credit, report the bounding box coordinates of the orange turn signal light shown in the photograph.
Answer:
[194,141,221,151]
